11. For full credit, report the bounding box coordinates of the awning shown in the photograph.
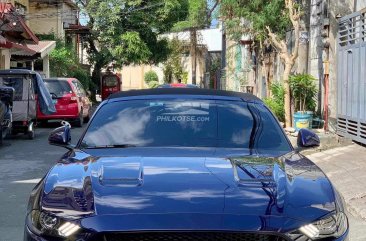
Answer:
[0,40,37,54]
[10,41,56,60]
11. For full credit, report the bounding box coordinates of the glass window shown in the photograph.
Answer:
[44,80,72,97]
[103,76,118,87]
[217,102,253,148]
[72,80,86,96]
[0,76,24,101]
[250,103,291,153]
[80,99,291,153]
[82,99,217,148]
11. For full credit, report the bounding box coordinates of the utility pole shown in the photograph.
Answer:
[190,28,197,85]
[298,0,310,74]
[220,23,226,90]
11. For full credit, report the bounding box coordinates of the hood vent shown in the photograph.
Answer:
[99,157,143,187]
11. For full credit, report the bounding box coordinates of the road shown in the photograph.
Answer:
[0,124,365,241]
[0,122,86,241]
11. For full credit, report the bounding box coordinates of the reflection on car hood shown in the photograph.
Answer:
[41,148,336,231]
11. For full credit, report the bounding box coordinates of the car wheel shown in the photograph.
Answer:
[28,130,35,140]
[83,109,91,123]
[74,110,83,127]
[38,120,48,127]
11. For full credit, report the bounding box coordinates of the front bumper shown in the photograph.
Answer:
[24,224,349,241]
[24,224,97,241]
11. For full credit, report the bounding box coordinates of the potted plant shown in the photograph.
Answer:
[289,74,317,130]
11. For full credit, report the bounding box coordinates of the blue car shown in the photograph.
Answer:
[24,88,349,241]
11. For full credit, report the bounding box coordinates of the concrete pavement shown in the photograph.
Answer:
[306,144,366,241]
[0,123,86,241]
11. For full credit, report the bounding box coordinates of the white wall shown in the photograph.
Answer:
[0,49,10,69]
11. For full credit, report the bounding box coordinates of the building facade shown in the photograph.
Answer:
[223,0,366,133]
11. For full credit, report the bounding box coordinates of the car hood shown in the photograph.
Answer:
[41,148,336,232]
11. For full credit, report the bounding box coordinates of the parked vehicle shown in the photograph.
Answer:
[25,88,348,241]
[0,86,14,145]
[101,72,121,100]
[157,83,199,88]
[37,78,92,127]
[0,69,55,139]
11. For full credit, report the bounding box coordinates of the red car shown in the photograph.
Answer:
[157,83,199,88]
[37,78,92,127]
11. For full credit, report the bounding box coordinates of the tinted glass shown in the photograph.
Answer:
[0,76,24,100]
[217,102,253,147]
[250,103,291,153]
[104,76,118,87]
[45,80,72,97]
[81,99,291,152]
[82,99,217,147]
[72,80,86,96]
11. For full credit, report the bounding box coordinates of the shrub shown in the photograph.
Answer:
[264,82,285,122]
[144,71,159,88]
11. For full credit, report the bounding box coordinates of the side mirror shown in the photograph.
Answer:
[48,122,74,150]
[297,128,320,148]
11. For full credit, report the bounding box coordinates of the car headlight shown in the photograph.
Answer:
[288,212,348,240]
[27,210,81,238]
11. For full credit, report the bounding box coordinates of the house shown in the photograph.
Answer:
[0,2,39,70]
[28,0,78,41]
[24,0,89,76]
[222,34,258,94]
[119,28,222,90]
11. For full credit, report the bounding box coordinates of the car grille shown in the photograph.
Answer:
[104,232,288,241]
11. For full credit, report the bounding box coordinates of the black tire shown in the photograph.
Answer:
[83,109,91,123]
[74,110,83,127]
[38,120,48,127]
[28,130,35,140]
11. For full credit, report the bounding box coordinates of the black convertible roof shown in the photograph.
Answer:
[0,69,37,75]
[109,88,262,102]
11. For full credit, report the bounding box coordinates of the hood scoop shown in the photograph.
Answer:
[231,158,277,187]
[99,157,143,187]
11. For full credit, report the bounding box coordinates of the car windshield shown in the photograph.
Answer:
[81,99,291,153]
[44,80,72,97]
[104,76,118,87]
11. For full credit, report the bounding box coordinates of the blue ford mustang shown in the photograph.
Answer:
[24,88,349,241]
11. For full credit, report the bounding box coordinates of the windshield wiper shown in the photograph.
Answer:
[84,144,137,149]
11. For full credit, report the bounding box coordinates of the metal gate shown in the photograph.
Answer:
[337,11,366,144]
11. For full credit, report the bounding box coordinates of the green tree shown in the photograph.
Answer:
[38,34,91,89]
[144,70,159,88]
[79,0,189,94]
[172,0,219,85]
[163,38,188,83]
[220,0,301,127]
